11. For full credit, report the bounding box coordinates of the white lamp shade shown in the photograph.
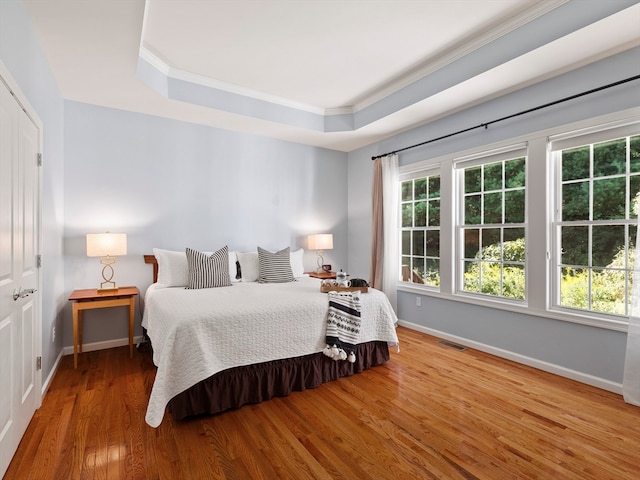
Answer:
[308,233,333,251]
[86,233,127,257]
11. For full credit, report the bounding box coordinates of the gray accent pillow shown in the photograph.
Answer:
[257,246,295,283]
[186,246,232,289]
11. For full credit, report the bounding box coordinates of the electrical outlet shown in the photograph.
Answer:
[52,326,55,343]
[416,296,421,307]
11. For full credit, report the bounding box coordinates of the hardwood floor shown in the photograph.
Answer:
[5,327,639,479]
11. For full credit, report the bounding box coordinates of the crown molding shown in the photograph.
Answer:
[139,0,568,119]
[139,45,331,116]
[350,0,570,113]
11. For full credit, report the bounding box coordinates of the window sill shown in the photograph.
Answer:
[397,283,629,333]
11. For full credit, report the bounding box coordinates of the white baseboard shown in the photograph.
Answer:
[397,320,623,395]
[41,349,63,397]
[62,335,144,356]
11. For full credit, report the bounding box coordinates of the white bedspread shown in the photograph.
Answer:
[142,276,398,427]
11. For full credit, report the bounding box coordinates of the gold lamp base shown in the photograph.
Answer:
[316,251,326,274]
[98,256,119,292]
[98,285,118,293]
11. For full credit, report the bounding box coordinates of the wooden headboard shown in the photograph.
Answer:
[144,255,158,283]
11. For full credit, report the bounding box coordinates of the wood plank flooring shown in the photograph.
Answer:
[5,327,640,479]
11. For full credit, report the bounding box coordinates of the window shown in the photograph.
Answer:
[551,126,640,317]
[457,147,527,300]
[397,114,640,329]
[400,171,440,287]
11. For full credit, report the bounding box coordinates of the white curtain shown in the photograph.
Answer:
[623,226,640,406]
[381,154,399,311]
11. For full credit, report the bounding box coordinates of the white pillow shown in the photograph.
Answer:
[237,251,259,282]
[153,248,188,288]
[290,248,304,277]
[154,248,240,286]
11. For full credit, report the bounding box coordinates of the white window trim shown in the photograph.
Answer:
[397,107,640,332]
[399,166,442,289]
[548,119,640,152]
[549,119,640,320]
[454,143,528,300]
[399,162,440,181]
[453,143,528,169]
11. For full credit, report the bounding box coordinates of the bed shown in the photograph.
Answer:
[142,249,399,427]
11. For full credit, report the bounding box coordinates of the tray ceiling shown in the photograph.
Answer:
[24,0,640,151]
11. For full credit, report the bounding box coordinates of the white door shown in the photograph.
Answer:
[0,73,41,477]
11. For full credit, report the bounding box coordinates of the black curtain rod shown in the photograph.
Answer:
[371,74,640,161]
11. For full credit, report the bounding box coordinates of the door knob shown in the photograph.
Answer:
[12,287,37,301]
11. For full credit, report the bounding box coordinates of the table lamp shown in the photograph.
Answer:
[308,233,333,274]
[86,232,127,291]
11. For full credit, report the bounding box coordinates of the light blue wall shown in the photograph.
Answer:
[347,47,640,388]
[0,0,65,383]
[3,0,639,392]
[62,102,348,347]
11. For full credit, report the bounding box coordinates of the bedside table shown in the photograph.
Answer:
[68,286,139,369]
[305,271,336,279]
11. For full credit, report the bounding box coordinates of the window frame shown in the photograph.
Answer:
[396,110,640,332]
[549,122,640,319]
[399,165,442,290]
[454,145,528,302]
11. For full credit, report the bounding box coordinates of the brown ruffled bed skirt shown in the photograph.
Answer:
[167,341,390,420]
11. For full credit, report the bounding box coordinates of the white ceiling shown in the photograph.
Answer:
[23,0,640,152]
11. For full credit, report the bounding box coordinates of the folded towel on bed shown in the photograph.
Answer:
[323,291,362,363]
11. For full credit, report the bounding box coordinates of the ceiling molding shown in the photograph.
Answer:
[139,45,329,116]
[350,0,570,113]
[139,0,570,119]
[24,0,640,152]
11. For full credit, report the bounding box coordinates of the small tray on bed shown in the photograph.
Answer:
[320,284,369,293]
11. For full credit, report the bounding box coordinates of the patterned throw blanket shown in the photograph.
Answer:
[323,291,362,363]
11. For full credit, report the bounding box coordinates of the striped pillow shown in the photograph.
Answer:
[257,246,295,283]
[186,246,232,289]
